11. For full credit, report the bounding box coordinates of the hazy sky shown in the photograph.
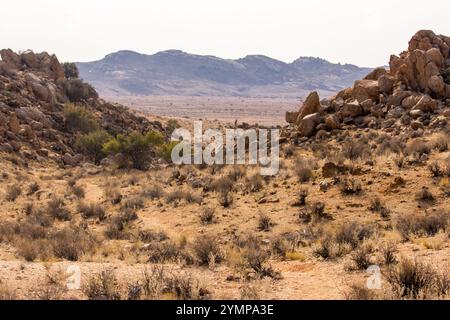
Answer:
[1,0,449,67]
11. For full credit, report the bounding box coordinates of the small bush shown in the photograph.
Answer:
[192,235,223,266]
[75,130,112,164]
[244,173,264,193]
[294,158,314,183]
[257,213,272,231]
[62,62,79,79]
[430,133,448,152]
[291,189,308,207]
[380,242,397,265]
[406,139,431,157]
[121,196,145,210]
[218,190,233,208]
[63,79,98,102]
[386,258,440,299]
[5,184,21,202]
[47,197,71,221]
[83,269,122,300]
[70,184,85,199]
[141,185,165,200]
[340,178,362,195]
[51,226,96,261]
[396,210,449,239]
[78,202,107,221]
[415,187,435,203]
[146,241,190,264]
[103,131,165,170]
[369,197,390,219]
[350,243,374,270]
[63,103,98,133]
[27,182,40,196]
[165,189,202,205]
[299,202,330,223]
[200,207,215,225]
[211,175,234,193]
[342,141,369,160]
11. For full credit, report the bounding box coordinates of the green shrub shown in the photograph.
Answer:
[63,79,98,102]
[75,130,112,164]
[64,103,98,133]
[157,141,179,163]
[102,131,164,170]
[62,62,79,80]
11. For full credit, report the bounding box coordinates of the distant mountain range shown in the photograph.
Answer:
[76,50,373,98]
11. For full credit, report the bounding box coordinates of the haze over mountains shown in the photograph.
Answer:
[76,50,373,98]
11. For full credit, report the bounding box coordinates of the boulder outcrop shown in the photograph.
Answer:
[285,30,450,139]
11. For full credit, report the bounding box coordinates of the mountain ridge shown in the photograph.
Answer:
[76,50,373,98]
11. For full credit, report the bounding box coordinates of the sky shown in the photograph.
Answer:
[1,0,449,67]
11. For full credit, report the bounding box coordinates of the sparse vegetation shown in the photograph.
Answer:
[63,103,98,133]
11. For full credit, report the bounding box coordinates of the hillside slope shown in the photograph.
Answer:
[0,49,165,167]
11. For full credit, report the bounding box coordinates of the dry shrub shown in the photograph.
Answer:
[430,133,449,152]
[121,196,145,209]
[211,175,234,193]
[340,177,362,195]
[70,184,85,199]
[350,243,374,270]
[380,242,398,265]
[386,258,449,299]
[51,226,97,261]
[299,201,330,223]
[191,235,223,266]
[345,283,378,300]
[428,161,450,178]
[294,158,314,183]
[240,282,261,300]
[415,187,435,203]
[342,140,370,160]
[0,281,16,300]
[129,266,209,300]
[146,241,191,264]
[141,185,165,200]
[369,197,391,219]
[47,197,71,221]
[313,235,348,260]
[37,269,69,300]
[406,139,431,156]
[27,181,40,196]
[292,188,308,207]
[104,208,138,240]
[396,210,449,239]
[16,239,50,262]
[105,186,122,205]
[5,184,21,202]
[200,207,215,225]
[283,144,296,158]
[334,222,373,250]
[165,189,202,205]
[78,202,107,221]
[218,190,233,208]
[83,269,122,300]
[138,229,168,243]
[257,213,272,231]
[244,173,264,193]
[236,235,280,279]
[376,135,405,156]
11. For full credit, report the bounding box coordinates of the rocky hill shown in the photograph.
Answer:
[0,49,165,166]
[76,50,372,98]
[284,30,450,141]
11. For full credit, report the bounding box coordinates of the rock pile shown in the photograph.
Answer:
[285,30,450,140]
[0,49,164,166]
